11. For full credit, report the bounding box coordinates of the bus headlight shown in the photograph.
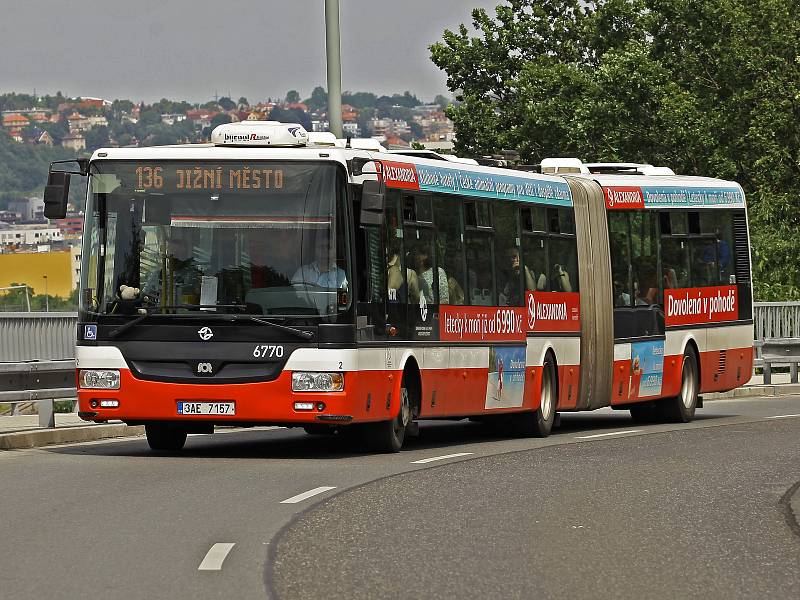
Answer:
[79,369,121,390]
[292,372,344,392]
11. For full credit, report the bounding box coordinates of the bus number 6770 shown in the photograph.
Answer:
[253,345,284,358]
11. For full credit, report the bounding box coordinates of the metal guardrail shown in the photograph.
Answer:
[0,360,76,427]
[0,312,77,362]
[760,338,800,384]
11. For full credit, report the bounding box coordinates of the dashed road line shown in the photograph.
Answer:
[280,486,337,504]
[411,452,474,464]
[765,414,800,420]
[575,430,643,439]
[198,543,236,571]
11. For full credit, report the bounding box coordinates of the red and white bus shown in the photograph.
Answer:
[44,122,753,452]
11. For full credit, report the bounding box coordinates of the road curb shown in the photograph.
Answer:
[702,383,800,401]
[0,423,144,450]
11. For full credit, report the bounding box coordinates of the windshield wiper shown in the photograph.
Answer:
[107,304,247,339]
[236,315,314,340]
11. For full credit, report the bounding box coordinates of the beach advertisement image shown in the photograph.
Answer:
[630,340,664,398]
[485,346,526,409]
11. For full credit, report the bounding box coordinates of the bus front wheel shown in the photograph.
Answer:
[363,382,412,453]
[145,424,187,451]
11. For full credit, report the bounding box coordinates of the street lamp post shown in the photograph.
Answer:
[43,275,49,312]
[325,0,343,138]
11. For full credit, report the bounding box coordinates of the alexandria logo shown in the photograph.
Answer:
[606,188,643,208]
[527,293,536,330]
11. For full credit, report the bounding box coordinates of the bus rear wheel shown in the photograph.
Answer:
[363,383,412,453]
[657,346,699,423]
[513,355,556,437]
[145,424,187,451]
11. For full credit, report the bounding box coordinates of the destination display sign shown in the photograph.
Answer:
[380,160,573,206]
[90,161,336,196]
[133,164,285,192]
[604,185,745,210]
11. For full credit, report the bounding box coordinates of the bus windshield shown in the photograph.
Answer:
[82,160,350,319]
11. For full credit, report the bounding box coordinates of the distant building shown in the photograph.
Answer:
[62,132,86,151]
[2,113,29,129]
[67,112,90,132]
[0,250,75,298]
[342,122,360,137]
[160,113,186,125]
[0,224,61,246]
[37,131,54,146]
[52,215,84,238]
[8,198,44,222]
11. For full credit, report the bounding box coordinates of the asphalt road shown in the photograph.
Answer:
[1,395,798,599]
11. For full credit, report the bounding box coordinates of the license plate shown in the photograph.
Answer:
[177,401,235,415]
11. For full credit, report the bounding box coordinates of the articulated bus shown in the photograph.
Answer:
[44,121,753,452]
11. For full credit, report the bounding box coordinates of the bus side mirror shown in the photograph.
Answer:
[360,180,385,225]
[44,171,70,219]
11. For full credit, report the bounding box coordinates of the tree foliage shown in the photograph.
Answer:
[430,0,800,300]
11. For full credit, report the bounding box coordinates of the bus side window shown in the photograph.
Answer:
[433,194,466,305]
[494,203,523,306]
[630,212,657,305]
[608,212,632,307]
[549,209,579,293]
[465,232,494,305]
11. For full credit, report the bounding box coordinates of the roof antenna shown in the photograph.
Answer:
[345,135,352,148]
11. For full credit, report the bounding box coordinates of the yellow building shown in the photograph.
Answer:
[0,251,74,298]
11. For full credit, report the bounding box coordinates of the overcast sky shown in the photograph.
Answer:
[0,0,501,105]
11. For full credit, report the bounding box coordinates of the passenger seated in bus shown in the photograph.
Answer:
[501,247,545,305]
[552,263,572,293]
[413,245,448,303]
[613,277,631,307]
[387,240,419,303]
[291,235,347,289]
[634,264,658,305]
[448,276,465,305]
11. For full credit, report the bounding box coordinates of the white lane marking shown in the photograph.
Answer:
[198,543,236,571]
[280,486,337,504]
[765,414,800,419]
[411,452,474,464]
[575,430,643,440]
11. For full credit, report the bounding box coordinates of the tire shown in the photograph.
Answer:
[145,424,187,451]
[657,346,699,423]
[362,381,412,453]
[513,354,556,437]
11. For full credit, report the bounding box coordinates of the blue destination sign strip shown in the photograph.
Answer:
[415,164,573,206]
[641,186,745,208]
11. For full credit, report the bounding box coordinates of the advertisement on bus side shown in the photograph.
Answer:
[664,285,738,326]
[630,340,664,398]
[440,306,527,342]
[380,160,573,205]
[603,185,745,210]
[485,345,526,409]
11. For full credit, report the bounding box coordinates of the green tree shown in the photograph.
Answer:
[430,0,800,300]
[305,86,328,112]
[285,90,301,104]
[433,94,451,109]
[217,96,236,111]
